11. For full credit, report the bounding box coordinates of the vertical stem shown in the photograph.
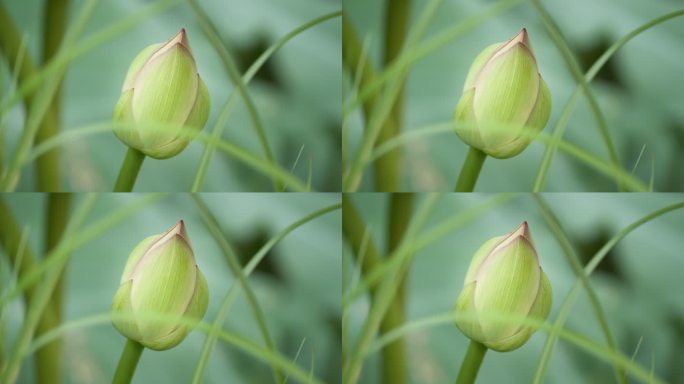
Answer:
[112,339,144,384]
[454,147,487,192]
[455,341,488,384]
[114,148,145,192]
[381,193,413,384]
[34,193,71,384]
[35,0,70,191]
[374,0,411,191]
[45,194,71,315]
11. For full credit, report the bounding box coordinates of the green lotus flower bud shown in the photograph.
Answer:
[454,221,552,352]
[454,28,551,159]
[112,220,209,351]
[113,28,210,159]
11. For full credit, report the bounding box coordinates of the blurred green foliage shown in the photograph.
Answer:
[1,0,341,191]
[1,193,341,383]
[345,193,684,383]
[344,0,684,191]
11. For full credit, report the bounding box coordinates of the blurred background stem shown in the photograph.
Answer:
[381,193,413,384]
[38,193,71,384]
[35,0,70,191]
[341,194,414,383]
[114,148,145,192]
[454,147,487,192]
[0,198,60,384]
[374,0,410,191]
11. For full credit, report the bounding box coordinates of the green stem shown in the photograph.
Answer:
[112,339,144,384]
[35,0,70,191]
[454,147,486,192]
[381,193,413,384]
[374,0,410,191]
[114,148,145,192]
[455,341,487,384]
[35,193,71,384]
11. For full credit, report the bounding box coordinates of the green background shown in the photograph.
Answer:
[1,193,341,383]
[2,0,341,191]
[344,0,684,191]
[345,193,684,383]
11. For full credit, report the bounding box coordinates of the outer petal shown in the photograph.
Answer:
[487,75,551,159]
[454,281,485,343]
[528,269,552,321]
[474,237,540,341]
[524,75,551,134]
[119,236,156,283]
[144,75,210,159]
[473,44,539,150]
[463,236,502,284]
[131,235,197,341]
[184,268,209,321]
[121,44,160,91]
[111,280,142,341]
[143,325,187,351]
[462,43,501,91]
[485,323,532,352]
[141,267,208,350]
[486,270,552,352]
[133,44,199,147]
[453,88,483,151]
[113,89,144,152]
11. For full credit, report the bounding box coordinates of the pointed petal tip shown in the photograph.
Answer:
[167,28,189,49]
[513,28,529,46]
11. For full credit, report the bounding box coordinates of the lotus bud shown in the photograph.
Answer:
[113,28,210,159]
[453,28,551,159]
[111,220,209,350]
[454,221,552,352]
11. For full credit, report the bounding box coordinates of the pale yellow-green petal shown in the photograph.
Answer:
[141,267,208,350]
[143,325,188,351]
[488,74,551,158]
[528,269,552,321]
[463,236,502,284]
[473,44,539,148]
[184,268,209,321]
[144,75,210,159]
[111,280,142,341]
[113,89,144,152]
[132,44,198,146]
[524,75,552,133]
[121,44,160,91]
[184,76,210,130]
[119,236,156,283]
[474,237,540,341]
[485,324,532,352]
[454,281,485,343]
[462,43,500,91]
[131,236,197,341]
[453,88,484,150]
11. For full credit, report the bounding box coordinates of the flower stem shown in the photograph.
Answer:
[455,341,488,384]
[35,0,70,192]
[381,193,413,384]
[114,148,145,192]
[374,0,410,191]
[112,339,144,384]
[454,147,487,192]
